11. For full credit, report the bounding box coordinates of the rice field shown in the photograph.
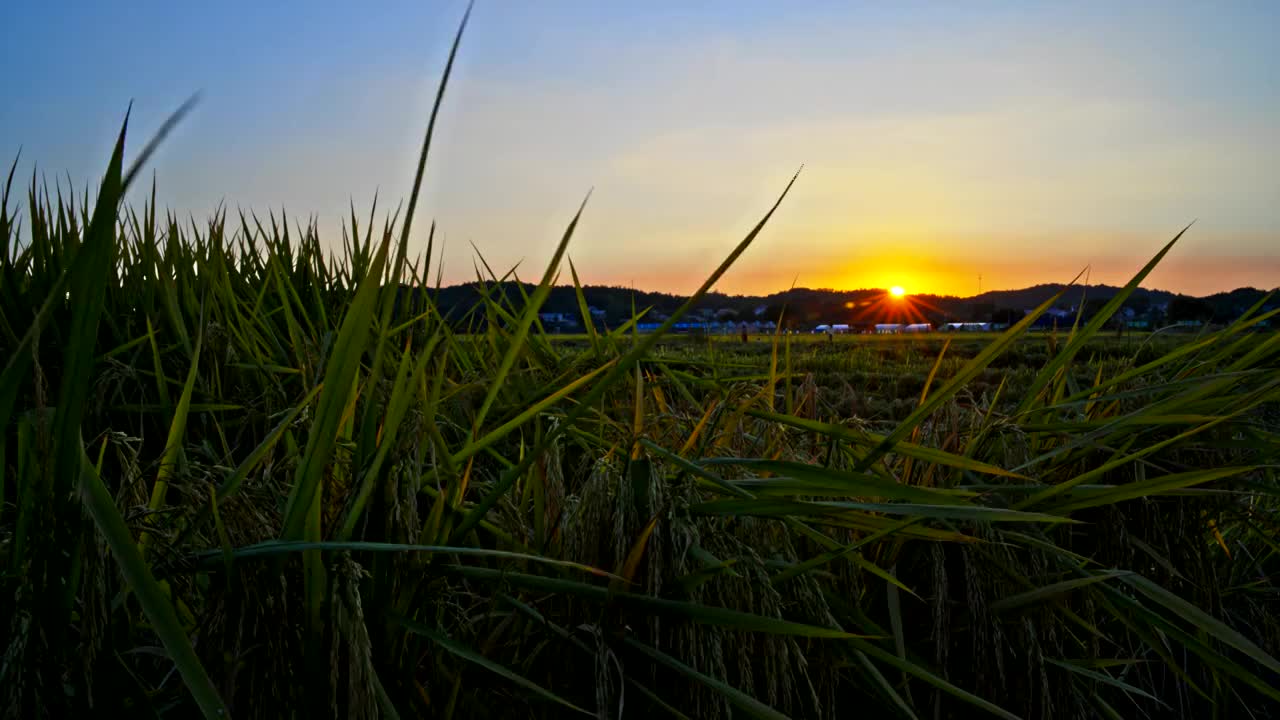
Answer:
[2,15,1279,720]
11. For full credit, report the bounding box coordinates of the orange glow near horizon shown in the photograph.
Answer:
[889,285,906,298]
[569,242,1280,299]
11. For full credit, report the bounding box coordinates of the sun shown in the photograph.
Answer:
[889,285,906,298]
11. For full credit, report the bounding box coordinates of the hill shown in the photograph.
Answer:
[416,281,1275,329]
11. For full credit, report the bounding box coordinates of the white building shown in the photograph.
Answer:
[945,322,991,331]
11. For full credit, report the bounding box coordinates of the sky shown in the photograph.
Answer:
[3,1,1278,297]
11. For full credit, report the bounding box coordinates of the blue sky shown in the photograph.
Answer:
[3,1,1277,295]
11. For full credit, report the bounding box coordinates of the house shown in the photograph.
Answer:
[537,312,578,333]
[875,323,904,334]
[1259,305,1276,328]
[636,321,710,334]
[904,323,932,333]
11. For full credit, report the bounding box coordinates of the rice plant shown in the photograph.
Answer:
[1,10,1278,720]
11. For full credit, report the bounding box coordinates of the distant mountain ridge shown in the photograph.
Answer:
[419,281,1275,327]
[929,283,1178,311]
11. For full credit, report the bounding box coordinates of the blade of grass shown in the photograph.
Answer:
[749,410,1024,479]
[691,498,1076,524]
[391,613,591,715]
[991,570,1131,613]
[623,636,789,720]
[849,639,1022,720]
[78,449,228,718]
[440,566,871,639]
[140,331,202,556]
